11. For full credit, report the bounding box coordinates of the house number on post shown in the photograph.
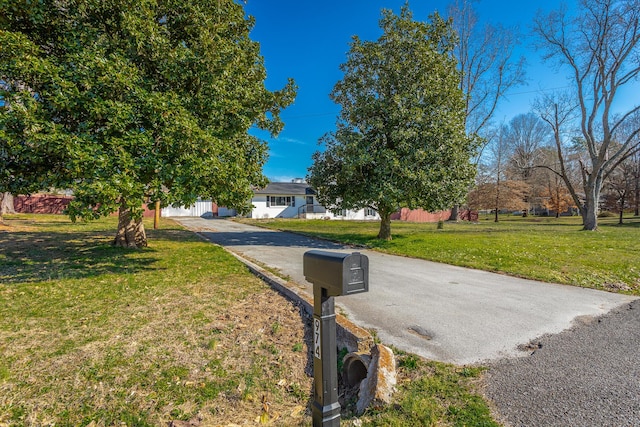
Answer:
[314,317,322,360]
[303,250,369,427]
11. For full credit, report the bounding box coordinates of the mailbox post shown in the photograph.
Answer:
[303,250,369,427]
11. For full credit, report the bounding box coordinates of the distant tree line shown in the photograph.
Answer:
[467,111,640,223]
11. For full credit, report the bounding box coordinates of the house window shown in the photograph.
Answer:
[335,209,347,217]
[365,208,376,217]
[269,196,294,207]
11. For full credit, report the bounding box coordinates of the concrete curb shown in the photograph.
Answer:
[193,231,374,354]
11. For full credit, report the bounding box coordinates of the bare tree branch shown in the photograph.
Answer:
[448,0,526,136]
[533,0,640,229]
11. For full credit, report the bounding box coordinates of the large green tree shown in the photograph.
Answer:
[0,0,295,247]
[308,7,479,240]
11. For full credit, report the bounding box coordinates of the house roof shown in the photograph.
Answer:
[254,182,316,195]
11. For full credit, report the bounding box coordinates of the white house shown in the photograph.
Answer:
[160,181,380,220]
[162,199,236,217]
[251,181,321,219]
[250,181,379,220]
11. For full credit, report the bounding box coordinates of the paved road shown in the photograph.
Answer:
[173,217,636,365]
[485,299,640,426]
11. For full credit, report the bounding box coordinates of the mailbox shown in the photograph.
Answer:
[303,250,369,296]
[304,250,370,426]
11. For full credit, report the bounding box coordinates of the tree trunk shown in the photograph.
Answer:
[618,194,625,225]
[494,175,500,222]
[112,205,147,248]
[154,200,160,230]
[1,192,16,216]
[635,177,639,216]
[377,211,392,240]
[581,187,599,231]
[449,204,459,222]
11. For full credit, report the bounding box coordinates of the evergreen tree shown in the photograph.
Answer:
[308,6,479,240]
[0,0,295,246]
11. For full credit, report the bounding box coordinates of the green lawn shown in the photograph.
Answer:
[239,214,640,295]
[0,215,311,425]
[0,214,499,426]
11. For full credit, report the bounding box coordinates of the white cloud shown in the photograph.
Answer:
[276,137,307,145]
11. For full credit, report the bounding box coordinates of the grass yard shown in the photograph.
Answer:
[239,214,640,294]
[0,214,499,426]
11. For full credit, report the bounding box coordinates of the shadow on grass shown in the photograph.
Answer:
[198,230,353,249]
[471,218,586,228]
[1,230,160,284]
[599,218,640,228]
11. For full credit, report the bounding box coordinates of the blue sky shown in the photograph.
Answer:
[245,0,571,182]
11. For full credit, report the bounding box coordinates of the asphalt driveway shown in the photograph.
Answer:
[172,217,635,365]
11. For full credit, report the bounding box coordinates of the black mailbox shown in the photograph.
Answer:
[303,250,369,296]
[304,250,370,426]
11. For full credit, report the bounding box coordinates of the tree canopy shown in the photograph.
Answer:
[307,6,479,240]
[0,0,295,246]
